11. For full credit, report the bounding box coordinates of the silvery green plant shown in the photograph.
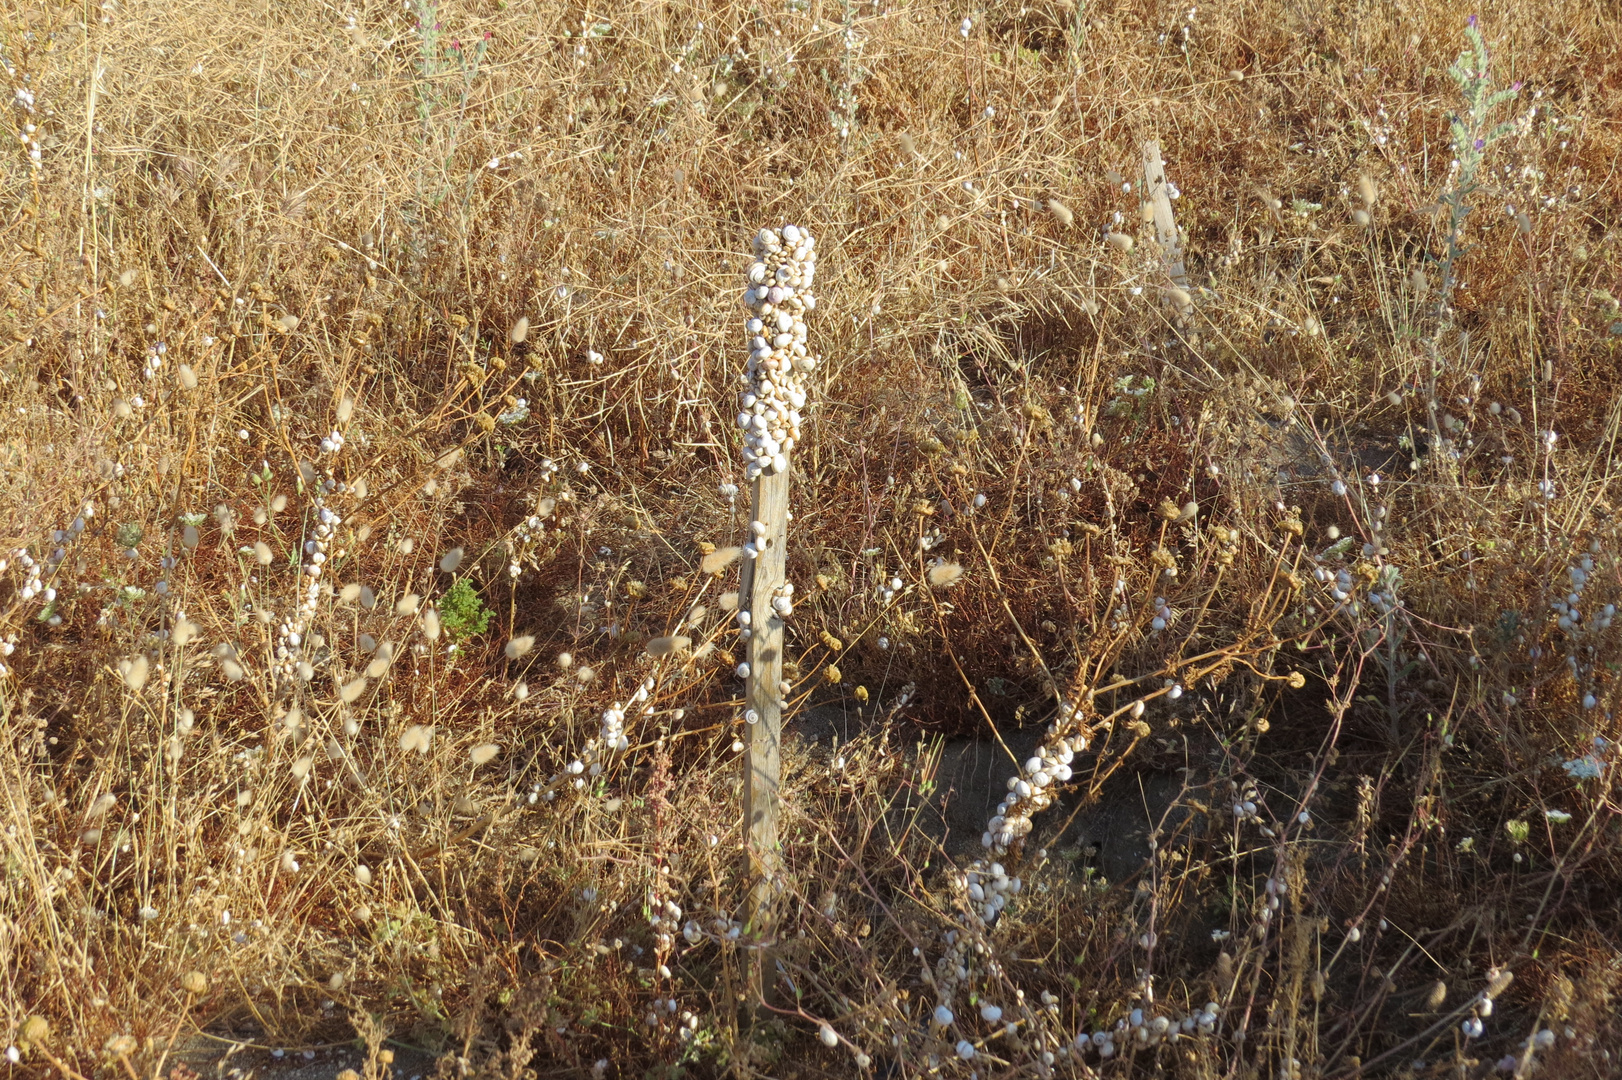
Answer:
[1436,16,1520,312]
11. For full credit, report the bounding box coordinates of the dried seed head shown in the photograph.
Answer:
[702,546,742,575]
[1485,967,1513,999]
[1107,231,1134,253]
[396,593,420,616]
[421,607,441,641]
[644,635,692,657]
[337,394,355,423]
[1357,174,1379,208]
[505,635,535,659]
[510,316,530,343]
[1425,980,1447,1010]
[120,655,150,692]
[180,971,209,996]
[1046,198,1074,228]
[254,540,274,565]
[178,364,199,390]
[927,561,965,588]
[439,547,464,573]
[87,793,118,819]
[399,724,433,754]
[20,1015,50,1046]
[340,677,368,703]
[470,742,500,766]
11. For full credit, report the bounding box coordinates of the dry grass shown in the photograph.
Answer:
[4,0,1622,1076]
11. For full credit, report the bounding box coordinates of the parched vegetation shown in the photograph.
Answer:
[2,0,1621,1077]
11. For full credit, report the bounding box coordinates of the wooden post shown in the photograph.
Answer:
[739,467,788,1004]
[1141,140,1189,290]
[732,221,817,1013]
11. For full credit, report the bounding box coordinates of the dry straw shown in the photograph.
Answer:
[2,4,1617,1074]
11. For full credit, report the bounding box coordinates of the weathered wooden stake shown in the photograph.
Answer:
[733,221,817,1012]
[739,467,788,1004]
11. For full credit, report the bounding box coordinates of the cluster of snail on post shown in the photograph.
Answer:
[737,225,817,481]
